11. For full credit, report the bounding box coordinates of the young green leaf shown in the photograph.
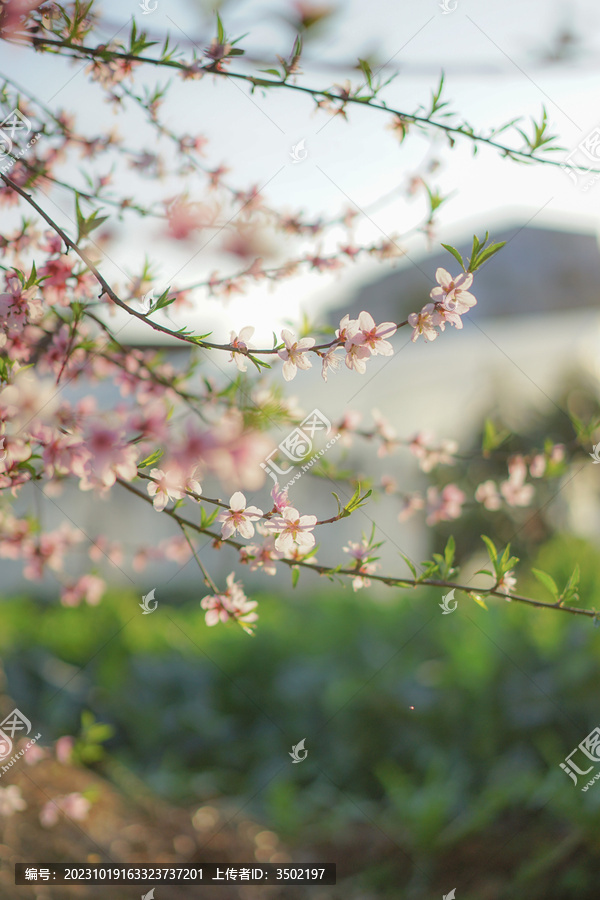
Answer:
[480,534,498,565]
[441,243,465,271]
[531,568,559,600]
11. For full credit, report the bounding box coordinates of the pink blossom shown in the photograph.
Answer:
[475,480,502,511]
[398,493,425,522]
[55,736,75,764]
[349,311,396,355]
[344,342,371,374]
[127,402,169,443]
[41,430,87,478]
[160,536,192,564]
[38,254,76,306]
[500,456,534,507]
[201,592,231,626]
[201,573,258,632]
[372,409,398,456]
[430,268,477,312]
[0,436,31,469]
[281,543,318,565]
[38,324,87,378]
[408,432,458,472]
[229,326,255,372]
[22,524,82,580]
[529,454,546,478]
[86,42,139,87]
[22,741,47,766]
[343,538,379,590]
[430,269,478,331]
[343,538,371,564]
[217,492,263,539]
[267,506,317,553]
[146,467,190,512]
[321,347,343,381]
[0,275,42,333]
[60,574,105,607]
[497,571,517,596]
[425,484,466,525]
[165,198,216,240]
[335,410,362,447]
[78,422,138,490]
[408,303,442,343]
[88,536,124,568]
[0,785,26,816]
[240,536,282,575]
[0,372,59,430]
[278,329,315,381]
[336,314,359,344]
[380,475,398,494]
[270,483,290,513]
[40,792,91,828]
[0,513,31,560]
[350,563,377,591]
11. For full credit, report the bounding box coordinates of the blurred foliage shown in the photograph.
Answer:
[431,368,600,563]
[1,532,600,896]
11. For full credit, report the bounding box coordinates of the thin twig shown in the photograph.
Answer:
[116,478,599,619]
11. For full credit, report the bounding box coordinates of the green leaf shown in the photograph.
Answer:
[74,193,109,243]
[343,485,372,516]
[469,592,488,610]
[291,567,300,588]
[480,534,498,564]
[560,563,580,604]
[399,553,417,579]
[482,418,511,455]
[149,287,175,313]
[200,506,219,528]
[441,243,465,271]
[137,448,163,469]
[531,568,559,599]
[418,559,441,581]
[476,241,506,265]
[358,58,373,88]
[467,232,506,272]
[216,12,225,44]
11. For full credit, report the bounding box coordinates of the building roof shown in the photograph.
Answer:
[332,224,600,325]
